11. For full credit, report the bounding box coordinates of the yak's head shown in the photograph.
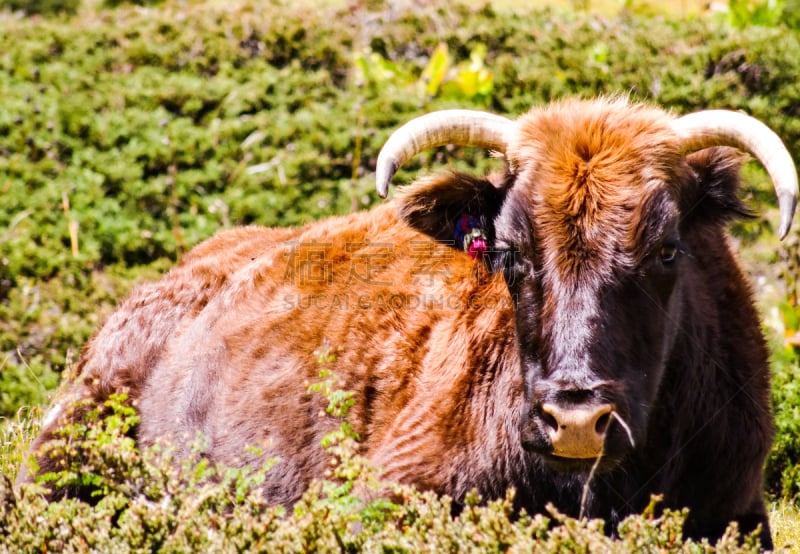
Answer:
[376,98,797,473]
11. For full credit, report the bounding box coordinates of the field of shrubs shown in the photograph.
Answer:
[2,0,800,550]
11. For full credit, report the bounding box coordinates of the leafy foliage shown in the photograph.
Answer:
[724,0,786,29]
[0,0,79,15]
[766,354,800,501]
[0,371,767,552]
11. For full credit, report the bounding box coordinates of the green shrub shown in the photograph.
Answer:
[0,0,79,15]
[725,0,786,28]
[784,0,800,28]
[103,0,161,7]
[765,339,800,501]
[0,375,766,552]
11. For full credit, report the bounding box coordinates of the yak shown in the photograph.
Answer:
[19,97,799,548]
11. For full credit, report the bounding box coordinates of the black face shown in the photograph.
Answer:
[492,191,685,473]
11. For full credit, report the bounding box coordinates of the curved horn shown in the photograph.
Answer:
[670,110,798,239]
[375,109,514,198]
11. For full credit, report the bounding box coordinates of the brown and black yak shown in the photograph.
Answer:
[21,98,799,548]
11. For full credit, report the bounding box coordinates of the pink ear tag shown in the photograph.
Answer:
[455,215,488,260]
[467,235,488,259]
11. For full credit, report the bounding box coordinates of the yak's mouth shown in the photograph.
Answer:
[541,452,622,475]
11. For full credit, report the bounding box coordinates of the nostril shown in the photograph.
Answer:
[540,408,560,432]
[595,412,610,435]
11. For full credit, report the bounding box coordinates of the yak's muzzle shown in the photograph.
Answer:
[540,402,613,459]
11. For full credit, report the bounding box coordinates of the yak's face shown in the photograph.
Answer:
[490,105,696,472]
[508,249,684,472]
[493,165,686,473]
[395,101,752,475]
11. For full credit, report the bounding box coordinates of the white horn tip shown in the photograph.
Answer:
[778,192,797,240]
[375,156,398,199]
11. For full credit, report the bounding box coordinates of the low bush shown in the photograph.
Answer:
[2,380,766,552]
[0,0,79,15]
[765,343,800,501]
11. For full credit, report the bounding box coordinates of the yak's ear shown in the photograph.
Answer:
[394,171,508,246]
[679,147,754,230]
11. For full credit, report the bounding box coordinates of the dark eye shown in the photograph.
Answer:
[659,243,679,264]
[494,248,527,286]
[497,250,517,281]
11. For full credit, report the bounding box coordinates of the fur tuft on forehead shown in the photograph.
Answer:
[506,98,685,279]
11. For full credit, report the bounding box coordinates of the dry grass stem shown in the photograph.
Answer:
[579,411,636,519]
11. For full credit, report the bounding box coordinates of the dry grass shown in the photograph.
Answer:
[770,501,800,553]
[0,406,41,482]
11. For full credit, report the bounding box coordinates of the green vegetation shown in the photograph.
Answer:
[1,0,800,550]
[0,370,768,552]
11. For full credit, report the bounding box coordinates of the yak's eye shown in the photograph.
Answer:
[494,248,528,286]
[497,250,517,278]
[659,243,679,264]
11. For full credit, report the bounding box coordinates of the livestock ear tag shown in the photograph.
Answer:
[454,214,488,260]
